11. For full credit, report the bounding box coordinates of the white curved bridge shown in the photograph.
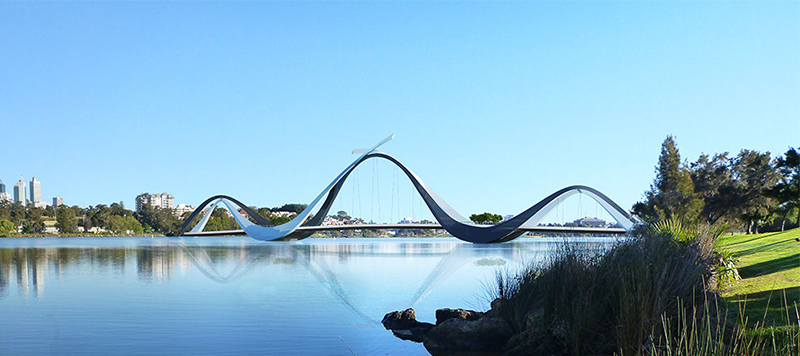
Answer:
[180,135,634,243]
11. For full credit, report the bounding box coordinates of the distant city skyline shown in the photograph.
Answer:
[1,2,797,220]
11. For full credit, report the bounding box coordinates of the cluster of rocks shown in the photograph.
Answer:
[382,306,513,356]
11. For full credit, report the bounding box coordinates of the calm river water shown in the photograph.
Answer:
[0,237,618,355]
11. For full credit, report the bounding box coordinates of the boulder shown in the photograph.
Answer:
[435,308,484,325]
[423,317,513,356]
[382,308,435,343]
[382,308,419,330]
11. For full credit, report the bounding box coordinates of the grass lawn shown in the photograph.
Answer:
[716,228,800,327]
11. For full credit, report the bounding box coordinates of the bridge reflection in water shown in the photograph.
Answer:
[181,135,634,243]
[174,237,618,325]
[0,237,621,355]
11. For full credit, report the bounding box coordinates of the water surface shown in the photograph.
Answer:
[0,237,617,355]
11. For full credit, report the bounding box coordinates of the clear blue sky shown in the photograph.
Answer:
[1,2,797,222]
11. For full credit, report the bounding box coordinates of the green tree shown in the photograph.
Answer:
[257,207,272,218]
[0,200,12,221]
[56,206,78,233]
[733,149,779,234]
[104,215,142,234]
[124,216,144,233]
[110,201,131,217]
[23,206,45,233]
[335,210,351,220]
[135,203,177,234]
[633,136,702,223]
[43,205,57,218]
[0,219,15,236]
[270,215,292,225]
[105,215,126,233]
[470,212,503,225]
[90,205,111,229]
[767,147,800,229]
[9,202,25,229]
[273,203,308,214]
[689,153,738,225]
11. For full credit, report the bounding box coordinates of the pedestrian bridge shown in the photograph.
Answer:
[180,135,634,243]
[182,224,627,237]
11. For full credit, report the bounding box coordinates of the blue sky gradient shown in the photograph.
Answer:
[1,2,798,221]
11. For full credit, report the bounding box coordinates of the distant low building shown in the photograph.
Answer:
[173,203,195,217]
[574,217,606,227]
[53,197,64,207]
[0,192,10,202]
[271,211,296,218]
[44,220,58,234]
[32,201,49,209]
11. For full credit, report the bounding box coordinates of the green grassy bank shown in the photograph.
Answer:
[716,228,800,327]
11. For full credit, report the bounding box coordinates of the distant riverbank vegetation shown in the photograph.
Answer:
[0,201,312,237]
[0,199,451,238]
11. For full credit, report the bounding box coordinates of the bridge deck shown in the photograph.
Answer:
[181,224,627,237]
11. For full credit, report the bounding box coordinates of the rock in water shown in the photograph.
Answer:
[382,308,419,330]
[423,317,513,355]
[435,308,484,325]
[382,308,435,343]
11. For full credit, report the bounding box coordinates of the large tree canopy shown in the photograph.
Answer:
[633,136,701,224]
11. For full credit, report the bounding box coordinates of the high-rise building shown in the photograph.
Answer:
[135,192,175,212]
[29,176,41,204]
[13,177,26,205]
[53,197,63,207]
[0,179,7,202]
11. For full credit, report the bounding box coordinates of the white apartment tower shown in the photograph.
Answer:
[13,177,25,205]
[135,192,175,212]
[29,176,42,205]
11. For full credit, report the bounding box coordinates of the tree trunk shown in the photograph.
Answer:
[781,218,786,232]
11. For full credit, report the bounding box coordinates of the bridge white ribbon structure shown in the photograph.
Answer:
[180,135,635,243]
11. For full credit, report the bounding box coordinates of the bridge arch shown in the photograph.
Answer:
[180,140,634,243]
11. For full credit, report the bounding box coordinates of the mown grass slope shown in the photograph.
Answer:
[716,228,800,325]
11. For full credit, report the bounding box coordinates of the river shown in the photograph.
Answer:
[0,236,619,355]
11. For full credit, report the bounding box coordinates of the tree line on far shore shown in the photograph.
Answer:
[0,201,311,236]
[633,135,799,233]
